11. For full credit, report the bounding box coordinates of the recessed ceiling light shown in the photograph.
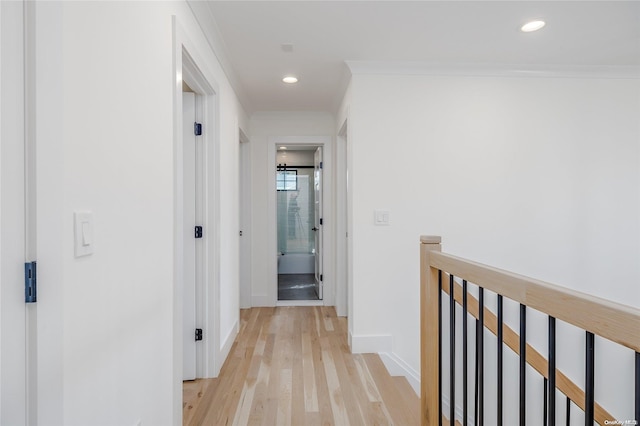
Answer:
[521,20,546,32]
[282,76,298,84]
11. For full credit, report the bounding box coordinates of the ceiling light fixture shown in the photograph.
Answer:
[282,76,298,84]
[279,146,287,150]
[521,20,546,32]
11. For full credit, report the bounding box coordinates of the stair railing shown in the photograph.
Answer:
[420,236,640,426]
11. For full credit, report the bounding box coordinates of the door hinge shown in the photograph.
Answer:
[320,274,323,282]
[239,230,243,236]
[320,218,323,226]
[195,328,203,341]
[319,161,323,169]
[194,122,202,136]
[195,226,203,238]
[25,261,37,303]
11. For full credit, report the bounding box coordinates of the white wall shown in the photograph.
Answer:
[345,72,640,419]
[247,112,335,307]
[276,149,315,166]
[34,2,247,425]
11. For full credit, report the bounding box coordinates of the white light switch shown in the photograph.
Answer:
[82,221,92,246]
[74,211,94,257]
[374,210,390,226]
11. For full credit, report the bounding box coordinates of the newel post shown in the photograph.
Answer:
[420,235,441,426]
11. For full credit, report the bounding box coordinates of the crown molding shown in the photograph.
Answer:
[186,0,252,113]
[345,60,640,80]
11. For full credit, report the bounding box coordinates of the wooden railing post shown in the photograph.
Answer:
[421,235,442,426]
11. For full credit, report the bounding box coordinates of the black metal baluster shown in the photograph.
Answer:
[544,378,548,426]
[565,397,571,426]
[475,318,479,426]
[585,332,595,426]
[497,295,503,426]
[478,287,484,426]
[463,280,468,426]
[520,304,526,426]
[635,351,640,424]
[450,274,456,424]
[549,317,556,426]
[438,270,443,426]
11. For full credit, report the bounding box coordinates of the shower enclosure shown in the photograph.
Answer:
[277,168,315,271]
[276,149,319,300]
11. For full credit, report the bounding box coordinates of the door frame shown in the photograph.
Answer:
[172,16,221,423]
[335,120,349,318]
[267,136,333,306]
[0,1,28,424]
[313,147,324,300]
[239,129,252,309]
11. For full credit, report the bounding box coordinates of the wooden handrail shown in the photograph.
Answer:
[442,274,613,425]
[429,250,640,352]
[420,236,640,426]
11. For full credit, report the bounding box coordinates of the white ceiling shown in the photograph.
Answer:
[198,1,640,114]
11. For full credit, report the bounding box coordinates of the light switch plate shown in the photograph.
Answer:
[374,210,390,226]
[74,211,94,257]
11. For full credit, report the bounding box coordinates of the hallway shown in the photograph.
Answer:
[183,307,419,425]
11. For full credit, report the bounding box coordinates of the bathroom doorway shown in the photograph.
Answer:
[276,145,323,300]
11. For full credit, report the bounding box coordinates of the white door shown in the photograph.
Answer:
[0,1,27,423]
[313,147,323,299]
[182,92,197,380]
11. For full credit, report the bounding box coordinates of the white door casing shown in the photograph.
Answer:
[239,131,251,309]
[314,147,323,300]
[0,1,27,423]
[182,92,197,381]
[267,136,332,307]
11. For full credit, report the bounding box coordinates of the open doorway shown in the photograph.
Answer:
[276,145,323,301]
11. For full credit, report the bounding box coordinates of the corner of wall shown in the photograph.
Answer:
[216,318,238,375]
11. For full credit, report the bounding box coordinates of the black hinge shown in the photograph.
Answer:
[194,122,202,136]
[195,226,203,238]
[320,274,323,282]
[25,262,37,303]
[320,218,323,226]
[195,328,203,341]
[319,161,323,169]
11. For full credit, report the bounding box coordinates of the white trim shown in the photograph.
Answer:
[441,395,475,426]
[346,60,640,80]
[218,319,238,370]
[173,15,225,423]
[349,333,392,353]
[0,2,28,423]
[267,136,334,307]
[185,0,250,113]
[335,120,348,318]
[276,300,324,307]
[378,352,420,396]
[239,131,252,309]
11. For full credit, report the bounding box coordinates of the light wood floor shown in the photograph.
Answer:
[183,306,420,425]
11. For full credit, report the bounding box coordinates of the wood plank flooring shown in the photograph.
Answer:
[183,307,420,425]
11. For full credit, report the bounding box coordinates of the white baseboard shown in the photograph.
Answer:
[375,353,473,425]
[441,395,475,426]
[378,352,420,396]
[216,319,238,374]
[349,333,392,353]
